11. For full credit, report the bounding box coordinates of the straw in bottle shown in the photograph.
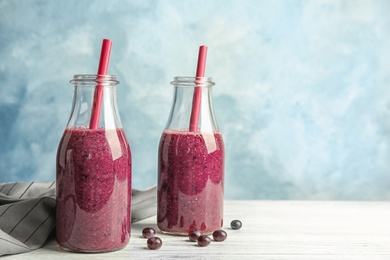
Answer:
[189,45,208,132]
[89,39,112,129]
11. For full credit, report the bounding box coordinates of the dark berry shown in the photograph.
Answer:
[142,227,156,238]
[230,219,242,230]
[147,236,162,250]
[212,229,227,241]
[197,235,211,247]
[188,230,202,242]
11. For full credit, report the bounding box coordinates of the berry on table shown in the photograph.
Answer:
[212,229,227,241]
[142,227,156,238]
[188,230,202,242]
[147,236,162,250]
[197,235,211,247]
[230,219,242,230]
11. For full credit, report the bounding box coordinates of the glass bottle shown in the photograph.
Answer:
[157,76,224,235]
[56,74,132,252]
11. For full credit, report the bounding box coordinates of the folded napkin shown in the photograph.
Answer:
[0,182,157,256]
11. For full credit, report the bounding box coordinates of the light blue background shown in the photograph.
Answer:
[1,0,389,200]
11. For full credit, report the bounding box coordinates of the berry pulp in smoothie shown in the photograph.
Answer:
[157,129,224,235]
[56,127,131,252]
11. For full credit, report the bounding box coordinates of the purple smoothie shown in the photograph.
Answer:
[56,127,131,252]
[157,129,224,235]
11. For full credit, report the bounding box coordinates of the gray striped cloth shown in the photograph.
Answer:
[0,182,157,256]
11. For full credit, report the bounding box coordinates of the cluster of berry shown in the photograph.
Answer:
[141,220,242,250]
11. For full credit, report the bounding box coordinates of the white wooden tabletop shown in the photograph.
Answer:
[3,200,390,259]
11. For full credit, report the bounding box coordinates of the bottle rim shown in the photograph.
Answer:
[69,74,120,85]
[170,76,215,87]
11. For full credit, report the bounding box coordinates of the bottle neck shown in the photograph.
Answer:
[165,77,219,132]
[67,74,122,129]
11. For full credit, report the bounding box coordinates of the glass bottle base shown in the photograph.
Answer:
[57,243,127,253]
